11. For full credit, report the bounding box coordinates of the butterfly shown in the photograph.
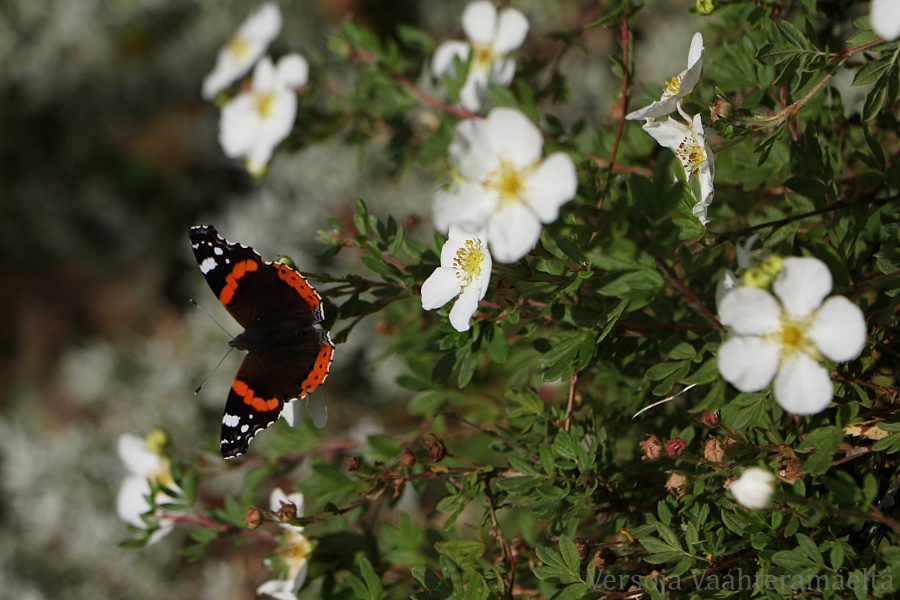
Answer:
[189,225,334,458]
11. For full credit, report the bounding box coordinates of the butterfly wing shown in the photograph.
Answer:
[220,329,334,458]
[189,225,265,328]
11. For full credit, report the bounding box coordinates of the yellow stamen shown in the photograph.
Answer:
[675,134,706,177]
[485,160,528,208]
[254,91,275,117]
[662,74,684,99]
[453,238,486,286]
[471,43,495,69]
[226,35,250,61]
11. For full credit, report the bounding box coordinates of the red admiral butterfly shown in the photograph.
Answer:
[190,225,334,459]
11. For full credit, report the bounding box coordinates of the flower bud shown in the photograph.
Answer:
[420,434,446,462]
[665,471,690,498]
[274,500,297,523]
[573,538,591,560]
[593,547,617,569]
[343,455,361,472]
[244,507,263,529]
[640,435,663,461]
[704,438,724,463]
[398,448,417,468]
[665,437,686,458]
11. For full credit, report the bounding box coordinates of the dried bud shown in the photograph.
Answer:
[665,471,690,498]
[343,455,361,472]
[704,438,725,464]
[593,547,616,569]
[665,437,687,458]
[274,500,297,523]
[700,409,720,427]
[420,434,446,462]
[640,435,663,461]
[244,507,263,529]
[573,538,591,560]
[398,448,417,468]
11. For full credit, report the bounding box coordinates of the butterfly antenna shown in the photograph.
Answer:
[189,298,235,339]
[189,298,238,394]
[194,346,236,394]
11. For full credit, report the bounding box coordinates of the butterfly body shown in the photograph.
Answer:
[189,225,334,459]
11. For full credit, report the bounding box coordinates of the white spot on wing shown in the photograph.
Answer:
[223,414,240,428]
[214,247,224,255]
[200,256,217,274]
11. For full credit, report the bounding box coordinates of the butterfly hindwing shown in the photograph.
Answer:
[190,224,335,459]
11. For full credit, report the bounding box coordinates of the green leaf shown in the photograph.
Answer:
[796,426,844,475]
[434,539,487,566]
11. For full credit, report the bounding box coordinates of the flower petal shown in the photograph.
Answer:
[641,117,691,151]
[449,283,482,331]
[526,152,577,223]
[239,2,282,40]
[678,32,705,96]
[432,182,497,233]
[718,287,782,335]
[219,95,260,157]
[118,434,162,475]
[493,8,529,54]
[117,475,152,527]
[718,335,781,392]
[421,267,463,310]
[482,107,543,167]
[450,117,502,180]
[773,353,834,414]
[872,0,900,40]
[808,296,867,362]
[730,467,775,510]
[432,41,470,77]
[459,69,488,112]
[489,57,517,86]
[487,201,542,263]
[252,56,277,89]
[461,1,498,44]
[772,257,832,319]
[276,53,309,88]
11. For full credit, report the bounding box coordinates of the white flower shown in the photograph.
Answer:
[872,0,900,41]
[717,257,867,415]
[116,430,183,545]
[642,113,715,224]
[421,226,492,332]
[432,107,577,263]
[218,53,309,174]
[626,32,704,121]
[432,0,529,112]
[730,467,775,509]
[257,488,311,600]
[202,2,283,100]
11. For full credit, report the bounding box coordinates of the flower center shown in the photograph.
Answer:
[452,238,486,286]
[282,529,312,563]
[662,74,684,99]
[485,160,528,207]
[773,316,818,362]
[675,133,706,177]
[226,35,250,61]
[254,91,275,117]
[471,43,496,69]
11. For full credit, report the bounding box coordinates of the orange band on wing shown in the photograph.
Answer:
[274,263,322,308]
[232,379,280,412]
[219,259,259,304]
